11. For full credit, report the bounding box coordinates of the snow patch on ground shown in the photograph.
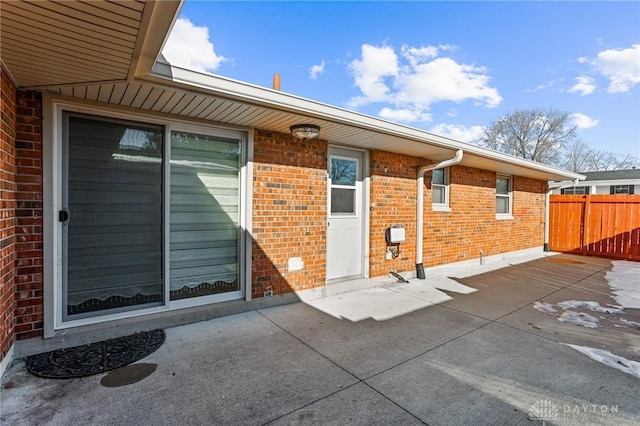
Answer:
[566,344,640,379]
[533,299,635,329]
[618,318,640,329]
[605,261,640,309]
[557,300,624,314]
[558,311,600,328]
[533,301,557,314]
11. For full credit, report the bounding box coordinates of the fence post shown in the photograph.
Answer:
[582,194,591,255]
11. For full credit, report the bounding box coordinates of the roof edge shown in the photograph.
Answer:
[145,61,584,181]
[129,0,183,81]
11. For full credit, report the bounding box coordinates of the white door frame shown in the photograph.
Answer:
[42,97,252,336]
[326,146,369,282]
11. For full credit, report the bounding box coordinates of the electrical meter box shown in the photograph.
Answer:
[386,225,406,243]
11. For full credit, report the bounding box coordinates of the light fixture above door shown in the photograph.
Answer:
[290,124,320,140]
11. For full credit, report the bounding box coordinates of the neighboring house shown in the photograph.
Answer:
[551,169,640,195]
[0,0,583,374]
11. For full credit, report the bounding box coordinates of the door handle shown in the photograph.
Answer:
[59,209,70,223]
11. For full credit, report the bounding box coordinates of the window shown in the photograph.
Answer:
[610,185,635,195]
[561,186,589,194]
[330,157,358,215]
[432,168,450,211]
[496,175,513,218]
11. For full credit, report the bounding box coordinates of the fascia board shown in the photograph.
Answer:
[146,61,585,181]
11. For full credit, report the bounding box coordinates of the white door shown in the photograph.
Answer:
[327,148,363,280]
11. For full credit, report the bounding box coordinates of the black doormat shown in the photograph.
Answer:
[26,329,165,379]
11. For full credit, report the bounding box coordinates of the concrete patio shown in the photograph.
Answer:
[1,253,639,425]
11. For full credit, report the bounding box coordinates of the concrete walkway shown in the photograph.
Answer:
[1,254,639,425]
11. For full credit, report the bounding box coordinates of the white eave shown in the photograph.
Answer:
[0,0,181,88]
[142,61,584,182]
[0,0,584,183]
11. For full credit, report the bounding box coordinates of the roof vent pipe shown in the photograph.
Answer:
[416,150,464,279]
[273,74,281,91]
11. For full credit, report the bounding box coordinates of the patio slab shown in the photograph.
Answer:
[366,322,640,425]
[1,311,359,425]
[260,302,488,380]
[2,253,639,425]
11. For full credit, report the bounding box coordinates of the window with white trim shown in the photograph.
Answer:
[561,186,589,194]
[496,175,513,218]
[610,185,634,195]
[432,168,450,211]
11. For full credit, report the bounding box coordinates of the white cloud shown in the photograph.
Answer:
[348,44,399,106]
[571,113,599,129]
[592,44,640,93]
[162,17,226,72]
[348,43,501,122]
[379,107,432,123]
[568,76,596,95]
[429,123,485,143]
[310,60,326,80]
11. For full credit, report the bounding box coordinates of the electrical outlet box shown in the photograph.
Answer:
[389,226,405,243]
[264,290,273,297]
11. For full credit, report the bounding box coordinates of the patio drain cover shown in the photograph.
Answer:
[26,329,165,379]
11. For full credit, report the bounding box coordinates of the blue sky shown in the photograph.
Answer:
[163,1,640,158]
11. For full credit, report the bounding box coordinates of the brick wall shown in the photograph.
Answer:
[370,154,546,276]
[369,150,426,276]
[0,68,17,361]
[422,165,545,266]
[14,90,43,340]
[252,129,327,297]
[0,96,548,345]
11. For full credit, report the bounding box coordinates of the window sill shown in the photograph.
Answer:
[496,214,514,220]
[432,205,451,212]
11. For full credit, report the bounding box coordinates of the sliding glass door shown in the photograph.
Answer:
[63,114,164,319]
[61,112,244,322]
[169,131,241,300]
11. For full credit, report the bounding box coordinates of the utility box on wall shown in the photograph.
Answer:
[386,224,406,243]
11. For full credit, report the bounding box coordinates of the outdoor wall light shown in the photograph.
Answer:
[290,124,320,140]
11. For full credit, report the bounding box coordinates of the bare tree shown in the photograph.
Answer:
[476,108,578,166]
[562,140,593,172]
[584,150,639,171]
[474,107,638,171]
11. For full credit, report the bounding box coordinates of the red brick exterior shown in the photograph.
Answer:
[0,68,17,362]
[14,90,43,340]
[420,164,545,266]
[0,99,547,351]
[369,150,425,276]
[252,129,328,297]
[369,154,546,276]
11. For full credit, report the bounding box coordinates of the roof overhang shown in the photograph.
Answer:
[1,0,584,183]
[142,61,585,182]
[0,0,182,89]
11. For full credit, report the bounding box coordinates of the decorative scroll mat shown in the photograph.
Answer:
[26,329,165,379]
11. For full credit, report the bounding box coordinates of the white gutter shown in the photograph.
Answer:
[145,62,583,182]
[416,150,464,279]
[544,178,580,252]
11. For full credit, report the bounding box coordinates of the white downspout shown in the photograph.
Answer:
[416,149,464,279]
[544,178,579,252]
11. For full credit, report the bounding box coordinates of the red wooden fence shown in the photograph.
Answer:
[549,194,640,261]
